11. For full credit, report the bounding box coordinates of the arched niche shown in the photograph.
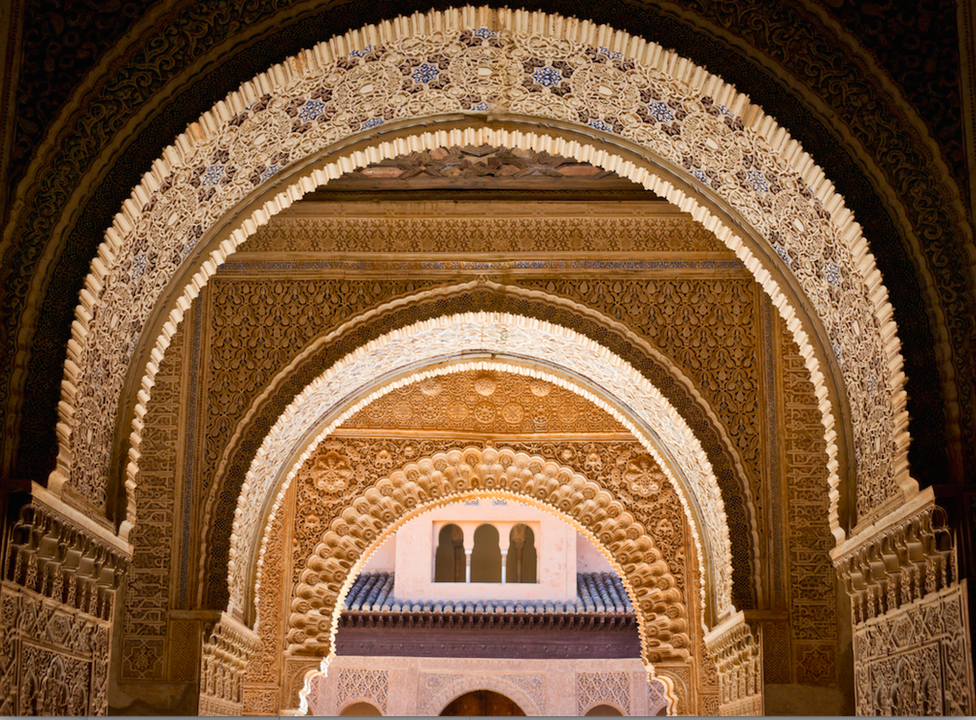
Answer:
[434,524,465,583]
[55,6,911,556]
[470,524,502,583]
[289,477,681,714]
[507,523,537,584]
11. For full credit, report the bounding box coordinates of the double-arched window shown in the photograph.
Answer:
[434,522,537,583]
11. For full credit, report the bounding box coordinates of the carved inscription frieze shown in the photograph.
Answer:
[780,326,837,685]
[244,204,727,254]
[122,328,184,681]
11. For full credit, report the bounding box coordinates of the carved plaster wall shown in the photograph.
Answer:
[1,503,126,716]
[121,329,185,683]
[851,583,974,716]
[195,252,762,614]
[833,496,976,715]
[778,325,839,687]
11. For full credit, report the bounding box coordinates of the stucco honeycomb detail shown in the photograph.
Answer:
[287,446,690,664]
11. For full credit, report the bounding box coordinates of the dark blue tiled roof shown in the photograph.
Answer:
[342,572,634,614]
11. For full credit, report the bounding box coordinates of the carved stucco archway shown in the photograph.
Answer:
[195,280,761,616]
[54,6,910,555]
[234,318,729,622]
[285,468,683,716]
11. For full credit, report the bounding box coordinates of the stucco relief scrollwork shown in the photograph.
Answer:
[851,583,974,716]
[287,447,690,665]
[57,6,907,553]
[236,318,728,621]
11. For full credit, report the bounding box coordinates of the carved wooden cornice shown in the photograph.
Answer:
[333,619,642,660]
[831,489,956,625]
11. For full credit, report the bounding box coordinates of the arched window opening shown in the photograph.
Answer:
[506,523,537,583]
[434,524,464,582]
[585,703,624,716]
[470,524,502,582]
[440,690,525,716]
[340,700,383,716]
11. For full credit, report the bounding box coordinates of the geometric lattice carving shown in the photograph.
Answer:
[577,671,631,715]
[336,668,388,714]
[648,676,669,715]
[287,446,690,664]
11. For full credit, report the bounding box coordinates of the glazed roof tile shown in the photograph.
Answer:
[342,572,634,614]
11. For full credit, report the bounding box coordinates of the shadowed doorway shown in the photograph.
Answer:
[439,690,526,716]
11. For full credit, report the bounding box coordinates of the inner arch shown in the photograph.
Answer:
[234,315,733,625]
[291,483,683,716]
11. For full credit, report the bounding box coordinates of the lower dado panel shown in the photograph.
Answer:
[302,656,672,716]
[0,581,111,715]
[854,581,974,715]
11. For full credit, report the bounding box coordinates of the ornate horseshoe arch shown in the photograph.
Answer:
[286,468,685,712]
[195,280,762,618]
[54,6,910,565]
[233,316,730,623]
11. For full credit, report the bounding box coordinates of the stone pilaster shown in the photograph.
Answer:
[704,611,763,716]
[198,612,259,716]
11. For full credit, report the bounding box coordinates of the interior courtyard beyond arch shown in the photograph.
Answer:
[1,2,974,716]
